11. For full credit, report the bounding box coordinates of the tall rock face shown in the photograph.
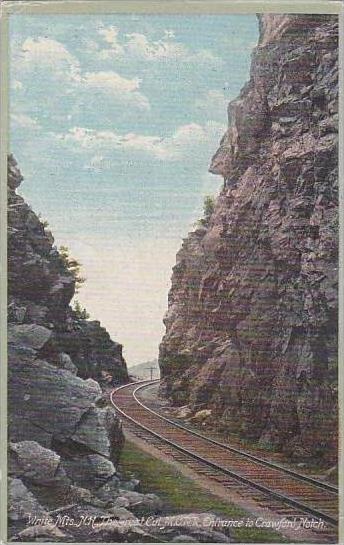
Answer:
[7,156,130,539]
[159,15,338,462]
[8,154,128,386]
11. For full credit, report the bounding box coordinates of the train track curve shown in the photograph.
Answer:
[111,380,338,537]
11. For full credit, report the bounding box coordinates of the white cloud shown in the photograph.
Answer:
[165,121,225,158]
[57,127,119,148]
[124,32,186,61]
[162,123,205,158]
[96,26,223,67]
[57,126,161,155]
[11,113,41,129]
[81,71,149,110]
[18,37,80,80]
[13,37,150,111]
[56,120,225,161]
[13,33,219,116]
[97,25,124,56]
[82,71,139,93]
[120,132,165,155]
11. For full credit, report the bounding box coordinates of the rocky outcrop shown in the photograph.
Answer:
[7,156,131,540]
[159,15,338,463]
[8,153,128,386]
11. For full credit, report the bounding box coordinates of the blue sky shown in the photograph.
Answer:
[9,13,258,365]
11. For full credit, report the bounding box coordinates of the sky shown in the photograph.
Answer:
[9,13,258,366]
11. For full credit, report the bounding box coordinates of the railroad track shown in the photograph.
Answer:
[111,380,338,539]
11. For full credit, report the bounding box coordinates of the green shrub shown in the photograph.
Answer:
[203,194,215,218]
[197,195,216,227]
[59,245,86,293]
[73,299,90,320]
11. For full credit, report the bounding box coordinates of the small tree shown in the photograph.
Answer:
[203,195,215,218]
[198,195,216,226]
[59,245,86,293]
[73,299,90,320]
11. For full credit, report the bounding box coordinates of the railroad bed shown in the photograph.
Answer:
[111,380,338,543]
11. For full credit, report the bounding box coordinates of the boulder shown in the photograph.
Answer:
[84,378,102,396]
[71,407,111,457]
[68,484,106,507]
[147,514,232,543]
[13,525,68,542]
[8,478,47,530]
[8,324,52,351]
[107,506,138,520]
[8,354,108,448]
[58,352,78,375]
[116,490,162,516]
[94,475,121,503]
[62,455,117,489]
[92,522,158,543]
[9,441,67,486]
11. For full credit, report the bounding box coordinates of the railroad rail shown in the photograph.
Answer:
[110,380,338,536]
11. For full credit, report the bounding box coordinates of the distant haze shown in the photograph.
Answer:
[129,359,160,379]
[10,14,258,365]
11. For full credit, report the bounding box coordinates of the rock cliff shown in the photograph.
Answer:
[159,15,338,463]
[7,156,132,540]
[8,158,128,386]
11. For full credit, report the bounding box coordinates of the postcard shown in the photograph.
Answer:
[0,1,342,543]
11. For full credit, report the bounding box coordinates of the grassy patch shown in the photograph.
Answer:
[119,440,290,543]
